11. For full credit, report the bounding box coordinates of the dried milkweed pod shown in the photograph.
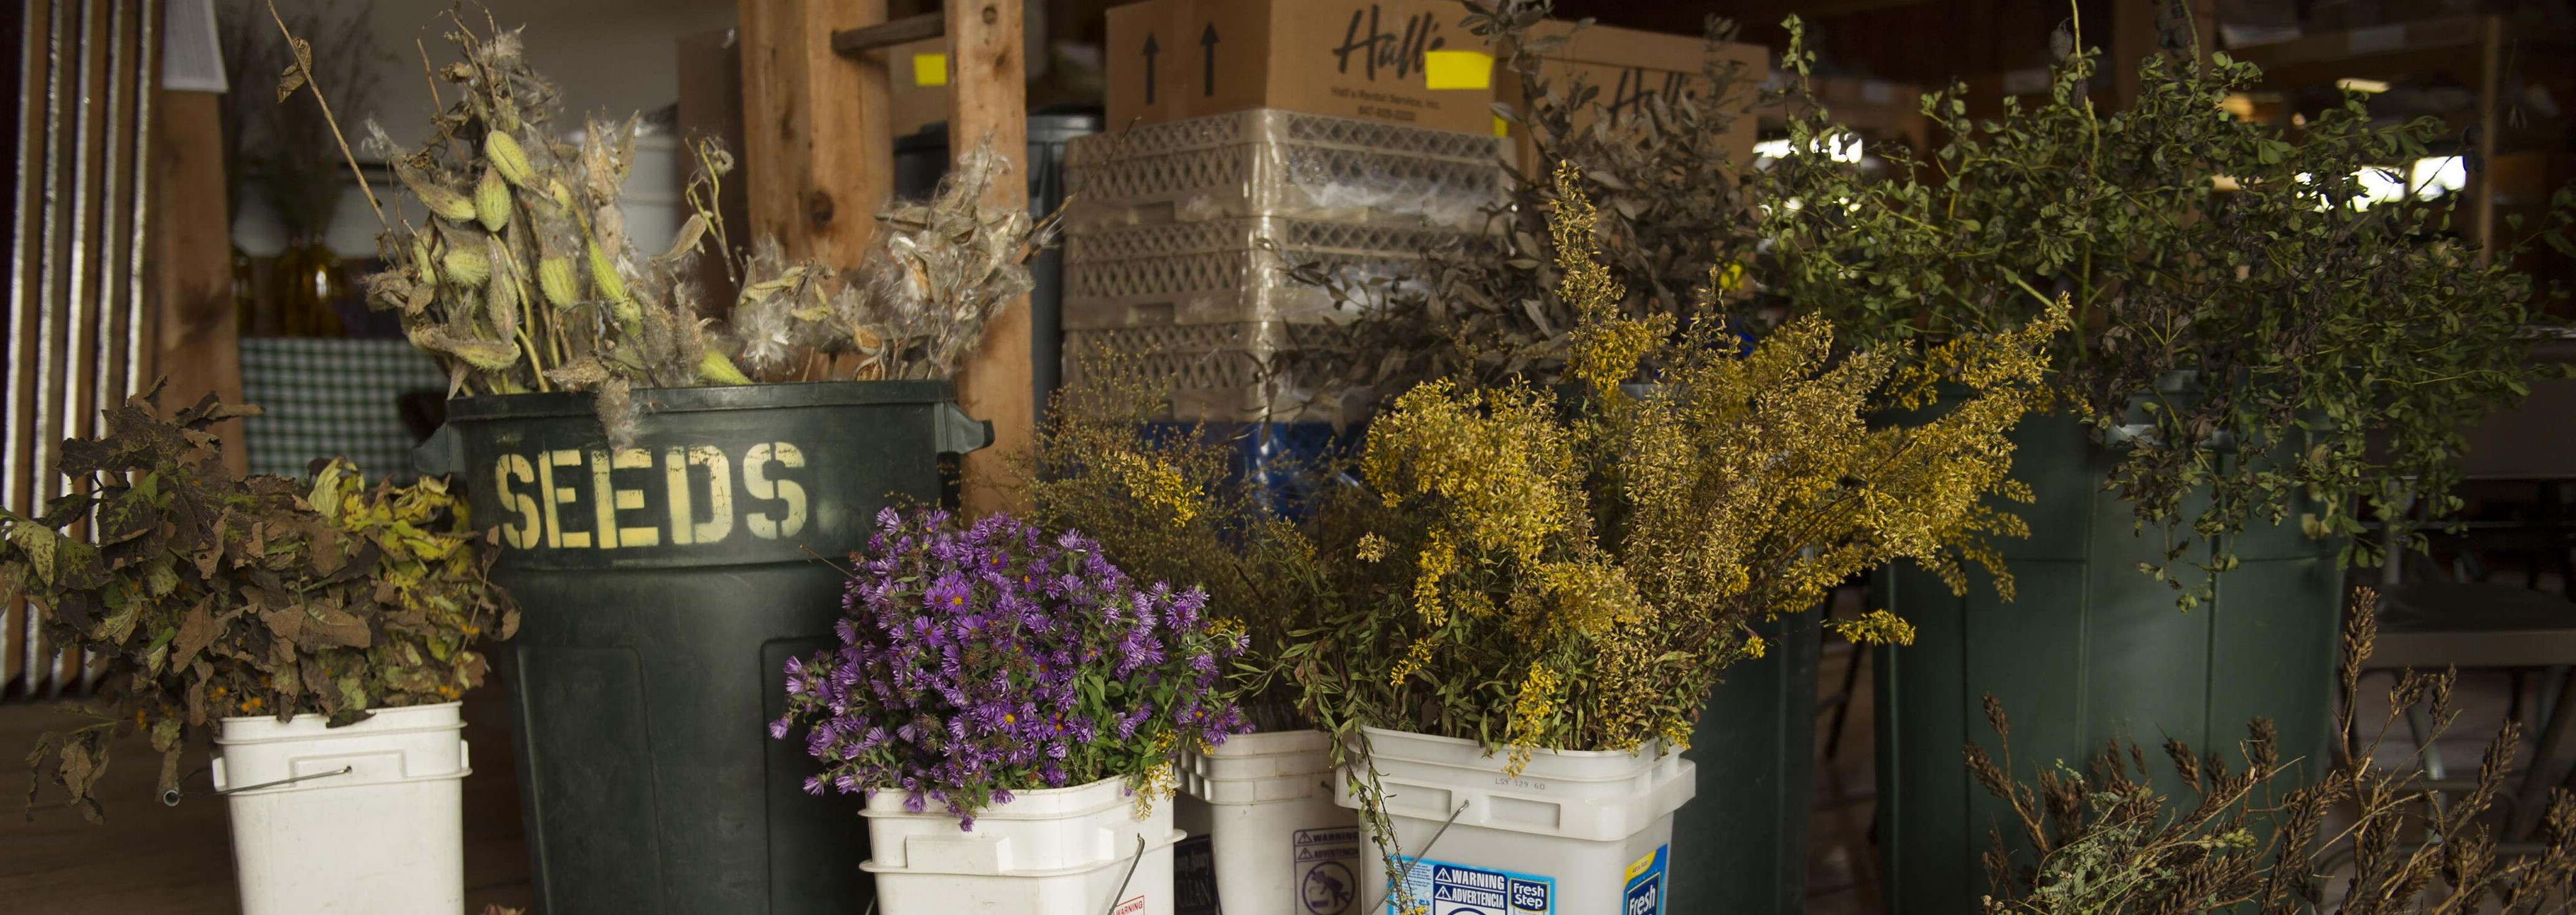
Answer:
[474,167,510,232]
[484,129,534,186]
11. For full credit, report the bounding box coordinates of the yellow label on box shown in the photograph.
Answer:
[1423,49,1493,90]
[1492,115,1509,137]
[912,52,948,87]
[1628,850,1659,881]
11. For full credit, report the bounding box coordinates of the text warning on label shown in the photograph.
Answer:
[1295,827,1361,915]
[1392,857,1554,915]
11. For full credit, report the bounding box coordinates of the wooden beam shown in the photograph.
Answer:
[1730,0,1943,25]
[2471,15,2501,260]
[149,91,244,475]
[2226,16,2493,72]
[948,0,1030,517]
[738,0,892,271]
[831,12,943,57]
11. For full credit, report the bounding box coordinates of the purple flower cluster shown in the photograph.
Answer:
[771,507,1250,828]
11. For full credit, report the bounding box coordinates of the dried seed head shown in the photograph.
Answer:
[698,350,749,386]
[443,245,492,289]
[485,129,535,187]
[475,167,512,233]
[411,238,438,287]
[485,245,522,334]
[537,256,578,307]
[587,241,631,306]
[399,164,478,223]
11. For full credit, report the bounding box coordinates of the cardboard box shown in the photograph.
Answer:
[886,36,952,138]
[1105,0,1499,136]
[1519,22,1768,136]
[1504,21,1768,166]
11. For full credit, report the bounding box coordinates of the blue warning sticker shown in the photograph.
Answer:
[1387,857,1555,915]
[1622,845,1668,915]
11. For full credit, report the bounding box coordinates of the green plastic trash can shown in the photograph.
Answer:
[1873,413,2340,914]
[1672,612,1820,914]
[442,381,991,915]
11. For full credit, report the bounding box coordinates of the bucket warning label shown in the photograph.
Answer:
[1623,845,1669,915]
[1389,857,1555,915]
[1112,894,1148,915]
[1295,826,1362,914]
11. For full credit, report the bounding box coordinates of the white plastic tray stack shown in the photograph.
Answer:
[1060,109,1508,423]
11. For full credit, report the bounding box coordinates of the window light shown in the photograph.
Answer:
[2409,156,2466,200]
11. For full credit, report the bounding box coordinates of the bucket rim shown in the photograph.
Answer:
[445,379,960,421]
[858,827,1184,878]
[1196,728,1332,758]
[859,772,1146,820]
[1356,725,1674,763]
[214,701,465,743]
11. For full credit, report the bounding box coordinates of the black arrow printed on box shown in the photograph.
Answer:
[1199,23,1218,96]
[1143,32,1159,103]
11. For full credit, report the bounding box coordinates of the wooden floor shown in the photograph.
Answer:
[0,637,2532,914]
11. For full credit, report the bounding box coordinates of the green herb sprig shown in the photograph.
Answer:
[12,388,516,822]
[1761,16,2573,604]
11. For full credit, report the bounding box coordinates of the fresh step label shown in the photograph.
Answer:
[1390,858,1554,914]
[1295,827,1362,914]
[1623,846,1668,915]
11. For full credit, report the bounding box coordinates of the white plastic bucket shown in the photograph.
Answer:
[863,774,1184,915]
[213,702,469,915]
[1177,730,1364,915]
[1332,727,1697,915]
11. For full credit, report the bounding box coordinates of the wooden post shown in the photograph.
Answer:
[2471,15,2501,261]
[738,0,893,270]
[150,90,245,475]
[948,0,1031,517]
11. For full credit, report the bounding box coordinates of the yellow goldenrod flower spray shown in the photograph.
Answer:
[1311,164,2063,904]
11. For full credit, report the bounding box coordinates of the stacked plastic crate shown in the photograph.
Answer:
[1057,109,1509,425]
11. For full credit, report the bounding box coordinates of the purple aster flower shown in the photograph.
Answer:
[769,507,1250,830]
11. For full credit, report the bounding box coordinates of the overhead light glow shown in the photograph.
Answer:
[2335,78,2392,94]
[2353,166,2409,209]
[2295,168,2430,210]
[1825,133,1865,163]
[1751,133,1865,164]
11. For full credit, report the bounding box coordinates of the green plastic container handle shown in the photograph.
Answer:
[936,401,995,456]
[413,423,464,479]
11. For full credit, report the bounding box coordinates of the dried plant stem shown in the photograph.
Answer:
[1975,588,2576,914]
[265,0,382,226]
[516,327,551,393]
[415,38,442,111]
[685,141,736,286]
